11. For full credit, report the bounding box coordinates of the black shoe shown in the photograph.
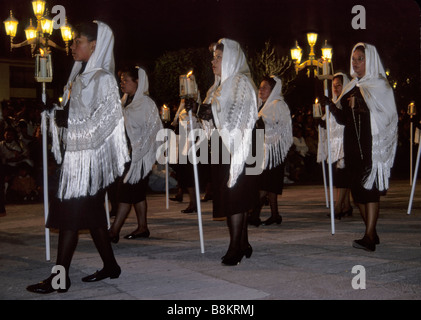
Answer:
[244,245,253,259]
[170,195,183,202]
[352,235,375,252]
[124,229,150,239]
[221,250,244,266]
[222,244,253,261]
[374,233,380,245]
[27,274,70,294]
[262,215,282,225]
[81,266,121,282]
[181,206,197,213]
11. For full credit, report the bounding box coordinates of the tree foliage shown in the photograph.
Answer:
[150,47,214,106]
[248,40,296,96]
[150,40,296,107]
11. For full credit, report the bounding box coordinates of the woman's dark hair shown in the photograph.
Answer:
[261,76,276,90]
[354,45,365,54]
[332,74,344,84]
[120,66,139,81]
[215,42,224,52]
[73,22,98,41]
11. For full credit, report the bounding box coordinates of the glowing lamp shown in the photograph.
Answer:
[4,10,18,37]
[32,0,46,19]
[60,18,73,42]
[290,41,302,64]
[307,33,318,47]
[408,102,416,116]
[25,19,37,40]
[41,13,54,35]
[321,40,333,61]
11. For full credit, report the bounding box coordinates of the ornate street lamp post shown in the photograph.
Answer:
[291,33,336,234]
[3,0,73,261]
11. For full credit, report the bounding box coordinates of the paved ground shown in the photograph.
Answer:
[1,179,421,301]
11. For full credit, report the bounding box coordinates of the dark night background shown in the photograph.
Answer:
[1,0,420,92]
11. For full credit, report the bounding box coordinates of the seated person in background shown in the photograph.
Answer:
[148,163,178,192]
[8,163,39,202]
[0,127,34,174]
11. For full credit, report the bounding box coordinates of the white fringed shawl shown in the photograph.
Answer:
[258,76,292,169]
[317,72,350,166]
[122,68,163,184]
[47,21,129,199]
[202,38,258,188]
[337,43,398,191]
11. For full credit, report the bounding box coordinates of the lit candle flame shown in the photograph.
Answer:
[39,48,45,56]
[315,98,318,104]
[186,70,193,78]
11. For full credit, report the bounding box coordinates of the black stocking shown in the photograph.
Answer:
[226,212,247,254]
[89,226,119,271]
[268,192,279,217]
[56,229,79,277]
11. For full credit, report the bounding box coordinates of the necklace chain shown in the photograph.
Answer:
[352,108,364,160]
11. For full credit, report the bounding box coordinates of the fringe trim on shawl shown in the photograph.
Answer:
[58,117,128,199]
[363,124,397,191]
[123,147,156,184]
[218,75,257,188]
[264,135,292,169]
[316,125,344,164]
[45,109,63,164]
[226,128,254,188]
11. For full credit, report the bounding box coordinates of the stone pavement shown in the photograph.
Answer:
[1,179,421,301]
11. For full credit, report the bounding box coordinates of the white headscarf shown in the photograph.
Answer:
[203,38,258,187]
[317,72,350,165]
[49,21,129,199]
[258,76,293,169]
[121,67,163,184]
[337,43,398,190]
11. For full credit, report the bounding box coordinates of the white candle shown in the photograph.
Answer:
[179,75,187,97]
[161,104,170,121]
[186,74,197,97]
[180,71,198,98]
[40,57,47,78]
[313,99,322,118]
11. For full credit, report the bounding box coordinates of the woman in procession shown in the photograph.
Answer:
[248,75,293,227]
[328,43,398,252]
[196,39,258,265]
[27,21,129,294]
[108,66,163,242]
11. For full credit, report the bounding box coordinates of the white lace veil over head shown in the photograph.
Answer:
[338,43,398,190]
[332,72,350,103]
[122,67,163,184]
[203,38,258,187]
[62,20,115,104]
[317,72,350,165]
[258,76,293,169]
[50,21,129,199]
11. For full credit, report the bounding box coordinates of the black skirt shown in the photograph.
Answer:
[211,135,258,218]
[177,162,195,189]
[117,174,149,204]
[258,163,285,194]
[47,189,107,231]
[212,163,258,218]
[333,164,351,189]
